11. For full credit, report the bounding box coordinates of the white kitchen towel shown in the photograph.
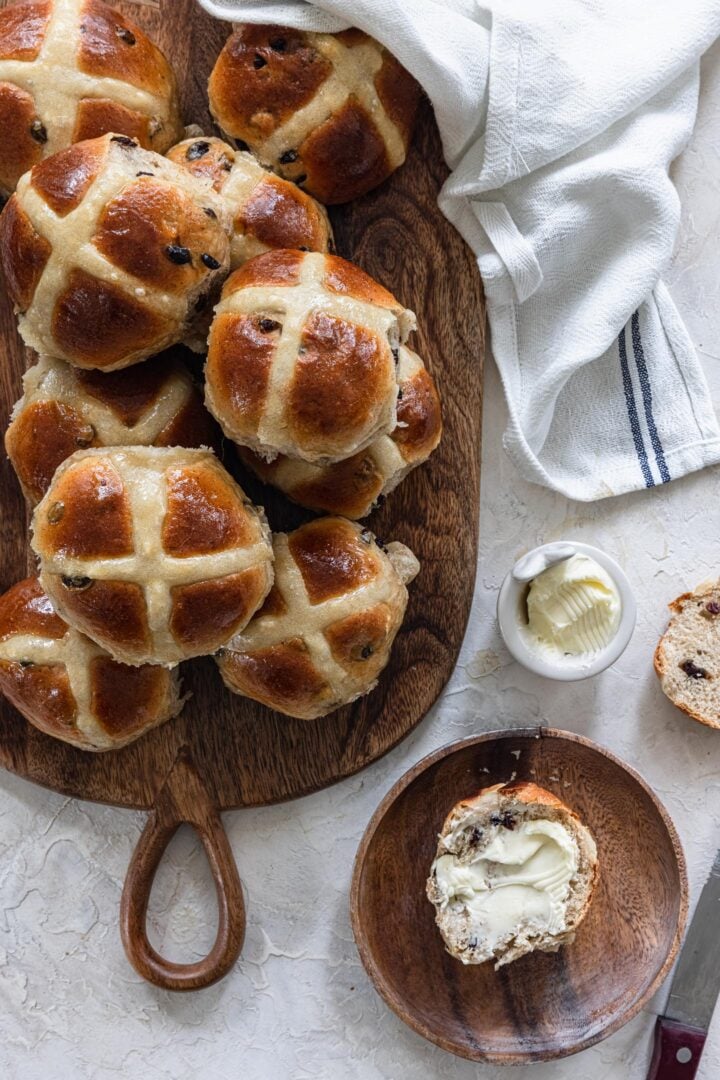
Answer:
[199,0,720,501]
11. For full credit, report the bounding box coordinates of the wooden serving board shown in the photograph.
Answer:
[0,0,484,989]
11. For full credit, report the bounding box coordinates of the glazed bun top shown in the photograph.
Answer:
[5,349,220,504]
[0,576,185,751]
[0,133,231,370]
[239,344,442,519]
[31,446,274,667]
[0,0,183,196]
[167,135,332,267]
[208,24,421,204]
[205,249,416,465]
[217,516,419,720]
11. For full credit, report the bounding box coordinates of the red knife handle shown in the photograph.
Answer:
[647,1018,707,1080]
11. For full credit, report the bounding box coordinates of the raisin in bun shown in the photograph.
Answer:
[427,781,598,969]
[31,446,273,667]
[217,516,419,720]
[0,0,183,197]
[0,577,186,750]
[167,136,332,268]
[0,133,231,371]
[239,345,441,518]
[654,581,720,729]
[205,249,416,465]
[208,24,421,205]
[6,350,220,504]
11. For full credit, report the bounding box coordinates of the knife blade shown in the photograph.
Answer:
[647,846,720,1079]
[666,846,720,1030]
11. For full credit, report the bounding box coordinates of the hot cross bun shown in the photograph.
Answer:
[6,351,220,504]
[238,345,442,518]
[0,0,183,197]
[0,133,231,371]
[208,24,421,204]
[31,446,273,667]
[217,516,419,720]
[0,577,186,750]
[166,135,332,268]
[205,249,416,465]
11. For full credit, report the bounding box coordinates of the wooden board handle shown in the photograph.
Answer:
[120,749,245,992]
[647,1017,706,1079]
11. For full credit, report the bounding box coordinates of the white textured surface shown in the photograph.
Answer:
[3,43,720,1080]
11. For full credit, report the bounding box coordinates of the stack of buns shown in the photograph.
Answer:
[0,0,439,748]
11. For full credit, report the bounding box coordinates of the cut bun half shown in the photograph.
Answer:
[655,581,720,729]
[427,780,598,968]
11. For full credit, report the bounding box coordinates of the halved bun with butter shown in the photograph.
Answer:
[654,582,720,729]
[426,781,598,969]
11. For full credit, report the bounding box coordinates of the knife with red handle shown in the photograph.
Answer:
[648,1019,706,1079]
[647,847,720,1079]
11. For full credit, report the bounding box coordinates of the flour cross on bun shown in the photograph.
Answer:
[238,345,442,518]
[31,446,274,667]
[0,0,183,196]
[208,24,421,204]
[217,516,419,720]
[6,351,220,504]
[0,577,186,751]
[0,133,231,370]
[205,249,416,465]
[167,136,333,268]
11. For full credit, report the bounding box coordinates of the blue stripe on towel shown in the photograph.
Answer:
[618,324,654,488]
[630,310,671,483]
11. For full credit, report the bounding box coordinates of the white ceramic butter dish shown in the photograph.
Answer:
[497,541,636,681]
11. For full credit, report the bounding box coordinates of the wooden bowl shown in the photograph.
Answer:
[351,728,688,1064]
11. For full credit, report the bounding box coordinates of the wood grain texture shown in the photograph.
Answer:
[120,749,246,991]
[351,729,688,1065]
[0,0,484,809]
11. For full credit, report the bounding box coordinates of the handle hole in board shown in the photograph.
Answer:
[145,824,219,965]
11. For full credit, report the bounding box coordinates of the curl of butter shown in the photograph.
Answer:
[526,553,621,655]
